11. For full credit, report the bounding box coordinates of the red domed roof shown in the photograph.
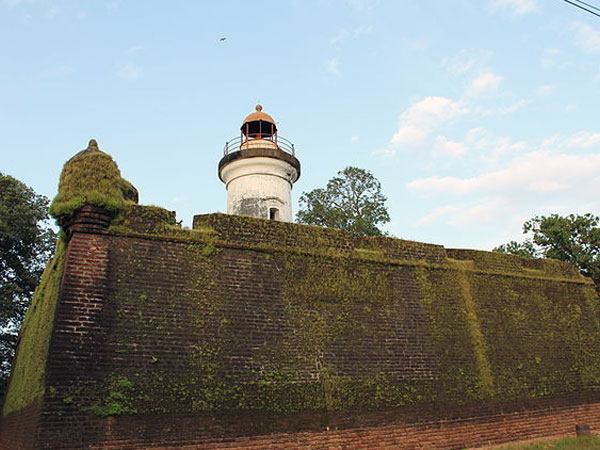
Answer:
[241,104,276,126]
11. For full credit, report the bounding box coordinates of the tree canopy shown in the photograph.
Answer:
[494,213,600,291]
[296,166,390,236]
[0,173,56,390]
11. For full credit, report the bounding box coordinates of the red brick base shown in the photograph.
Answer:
[73,398,600,450]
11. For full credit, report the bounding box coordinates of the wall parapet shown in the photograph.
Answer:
[194,213,447,264]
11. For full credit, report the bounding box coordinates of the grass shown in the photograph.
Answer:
[477,436,600,450]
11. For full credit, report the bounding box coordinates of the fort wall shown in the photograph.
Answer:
[2,206,600,449]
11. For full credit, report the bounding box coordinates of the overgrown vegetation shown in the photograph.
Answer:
[86,213,600,418]
[2,240,65,415]
[5,204,597,424]
[49,140,138,219]
[479,436,600,450]
[87,375,137,417]
[495,213,600,293]
[0,173,56,401]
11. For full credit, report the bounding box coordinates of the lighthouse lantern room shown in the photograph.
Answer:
[218,105,301,222]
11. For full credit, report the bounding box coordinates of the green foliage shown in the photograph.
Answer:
[109,204,176,235]
[0,173,56,399]
[88,375,137,417]
[2,240,65,416]
[495,214,600,292]
[49,142,137,219]
[494,240,537,258]
[296,166,390,236]
[488,436,600,450]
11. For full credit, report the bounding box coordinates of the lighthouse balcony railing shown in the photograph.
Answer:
[224,134,295,156]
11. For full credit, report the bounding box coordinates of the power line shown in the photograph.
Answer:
[560,0,600,18]
[575,0,600,14]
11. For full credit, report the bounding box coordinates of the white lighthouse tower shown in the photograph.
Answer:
[218,105,301,222]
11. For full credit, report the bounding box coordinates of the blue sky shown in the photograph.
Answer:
[2,0,600,250]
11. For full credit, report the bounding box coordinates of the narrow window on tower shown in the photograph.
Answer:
[269,208,279,221]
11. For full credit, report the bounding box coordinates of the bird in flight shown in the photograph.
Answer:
[219,37,227,42]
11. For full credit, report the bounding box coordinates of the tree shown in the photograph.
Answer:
[494,240,537,258]
[494,213,600,291]
[0,173,56,394]
[296,166,390,236]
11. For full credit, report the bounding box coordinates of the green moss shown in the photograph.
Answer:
[474,276,600,400]
[109,204,175,234]
[87,375,137,417]
[449,259,494,398]
[414,266,486,402]
[283,253,394,306]
[49,142,137,219]
[108,205,223,247]
[34,211,599,419]
[2,240,66,416]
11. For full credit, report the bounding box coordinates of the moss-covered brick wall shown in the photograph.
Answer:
[2,207,599,450]
[2,240,66,416]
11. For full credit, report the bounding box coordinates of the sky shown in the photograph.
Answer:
[2,0,600,250]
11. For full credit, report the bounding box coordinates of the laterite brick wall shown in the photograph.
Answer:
[2,211,599,450]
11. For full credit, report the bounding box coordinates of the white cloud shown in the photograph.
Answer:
[572,22,600,53]
[353,25,372,38]
[410,145,600,234]
[331,25,372,46]
[127,45,144,54]
[564,131,600,148]
[330,29,350,46]
[448,198,512,226]
[465,128,528,160]
[433,136,467,158]
[390,96,468,148]
[343,0,376,13]
[540,48,564,69]
[419,199,512,226]
[475,99,529,117]
[467,72,503,97]
[407,151,600,195]
[489,0,539,15]
[117,62,143,80]
[442,49,493,75]
[326,58,340,75]
[540,131,600,150]
[391,125,428,147]
[350,135,360,142]
[419,205,460,225]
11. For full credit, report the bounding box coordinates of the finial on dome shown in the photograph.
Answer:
[87,139,99,151]
[256,104,262,112]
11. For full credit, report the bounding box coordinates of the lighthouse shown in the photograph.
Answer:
[218,105,301,222]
